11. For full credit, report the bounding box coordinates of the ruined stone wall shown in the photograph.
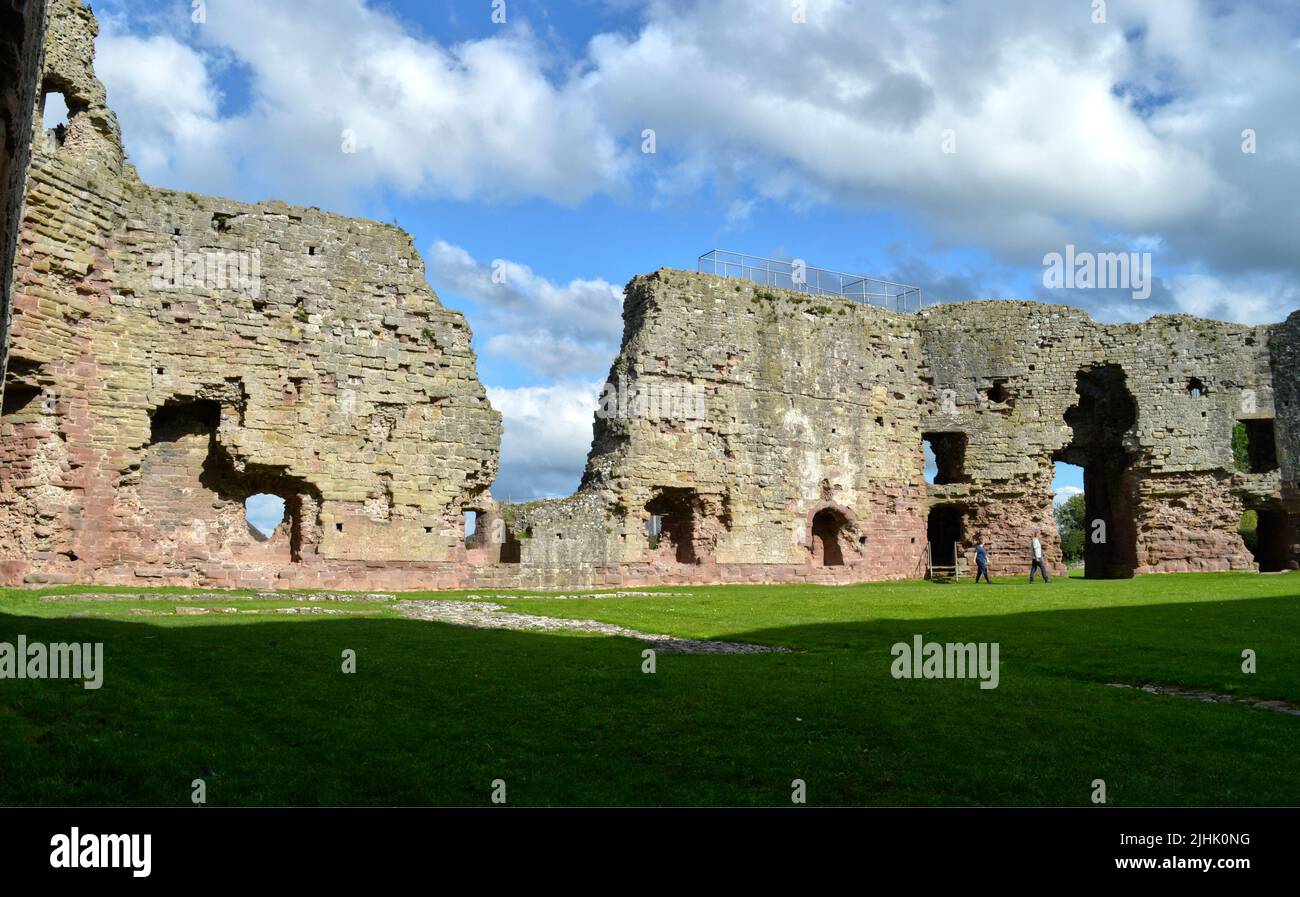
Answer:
[502,270,931,586]
[918,304,1280,576]
[2,0,1293,592]
[0,0,47,412]
[0,0,501,589]
[506,274,1296,587]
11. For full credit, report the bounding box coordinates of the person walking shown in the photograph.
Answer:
[974,538,991,583]
[1029,531,1050,583]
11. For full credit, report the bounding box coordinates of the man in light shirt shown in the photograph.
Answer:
[1029,531,1050,583]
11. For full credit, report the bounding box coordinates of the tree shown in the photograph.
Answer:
[1232,422,1251,473]
[1055,493,1086,564]
[1239,509,1259,554]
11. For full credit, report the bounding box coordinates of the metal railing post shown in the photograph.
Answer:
[692,249,922,311]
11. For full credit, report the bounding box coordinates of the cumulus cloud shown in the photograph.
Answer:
[586,0,1222,255]
[486,382,602,501]
[95,29,236,193]
[244,493,285,535]
[426,240,624,378]
[98,0,626,207]
[94,0,1300,290]
[1053,486,1084,506]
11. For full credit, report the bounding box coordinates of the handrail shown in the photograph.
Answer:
[697,249,923,312]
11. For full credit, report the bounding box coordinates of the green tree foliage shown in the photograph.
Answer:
[1232,422,1251,473]
[1055,493,1086,564]
[1239,509,1259,554]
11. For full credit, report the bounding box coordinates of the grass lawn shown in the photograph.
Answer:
[1,573,1297,806]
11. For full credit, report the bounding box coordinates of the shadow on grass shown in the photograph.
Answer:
[1,595,1297,807]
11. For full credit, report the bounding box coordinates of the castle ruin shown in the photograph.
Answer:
[2,0,1297,590]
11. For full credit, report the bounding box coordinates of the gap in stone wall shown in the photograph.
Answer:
[1238,419,1279,473]
[245,494,285,542]
[923,431,968,485]
[1241,507,1290,572]
[146,399,319,565]
[646,488,702,564]
[927,504,966,568]
[1056,365,1139,579]
[811,507,848,567]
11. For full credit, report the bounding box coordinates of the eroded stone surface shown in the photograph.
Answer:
[0,0,47,413]
[1,0,500,590]
[502,274,1299,585]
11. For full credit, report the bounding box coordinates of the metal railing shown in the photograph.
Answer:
[697,249,923,312]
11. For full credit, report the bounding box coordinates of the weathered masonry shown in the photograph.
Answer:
[1,0,48,412]
[2,0,1297,590]
[499,273,1299,586]
[1,0,501,590]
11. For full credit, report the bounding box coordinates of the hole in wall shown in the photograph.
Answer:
[1240,508,1291,572]
[245,493,285,541]
[1053,461,1086,570]
[42,91,69,129]
[1233,419,1278,474]
[811,507,847,566]
[1054,365,1139,579]
[985,379,1014,407]
[145,399,317,563]
[1,383,42,416]
[646,514,663,549]
[41,90,69,147]
[922,432,968,485]
[926,504,965,569]
[645,488,704,564]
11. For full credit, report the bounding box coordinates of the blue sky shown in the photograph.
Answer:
[77,0,1300,525]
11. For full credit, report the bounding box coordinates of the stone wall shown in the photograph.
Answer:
[0,0,501,589]
[2,0,1295,591]
[539,270,930,584]
[0,0,47,412]
[917,303,1284,576]
[503,274,1297,586]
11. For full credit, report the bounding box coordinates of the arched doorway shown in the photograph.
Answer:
[811,508,847,566]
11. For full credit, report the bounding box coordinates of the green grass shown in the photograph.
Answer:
[1,573,1297,806]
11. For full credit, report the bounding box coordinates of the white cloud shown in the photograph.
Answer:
[426,240,624,378]
[586,0,1220,253]
[1053,486,1084,506]
[98,0,626,207]
[486,382,602,501]
[1165,274,1300,326]
[90,0,1300,319]
[245,493,285,535]
[94,29,235,192]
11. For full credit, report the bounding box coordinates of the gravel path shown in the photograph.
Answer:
[1109,682,1300,716]
[394,600,786,655]
[31,589,784,654]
